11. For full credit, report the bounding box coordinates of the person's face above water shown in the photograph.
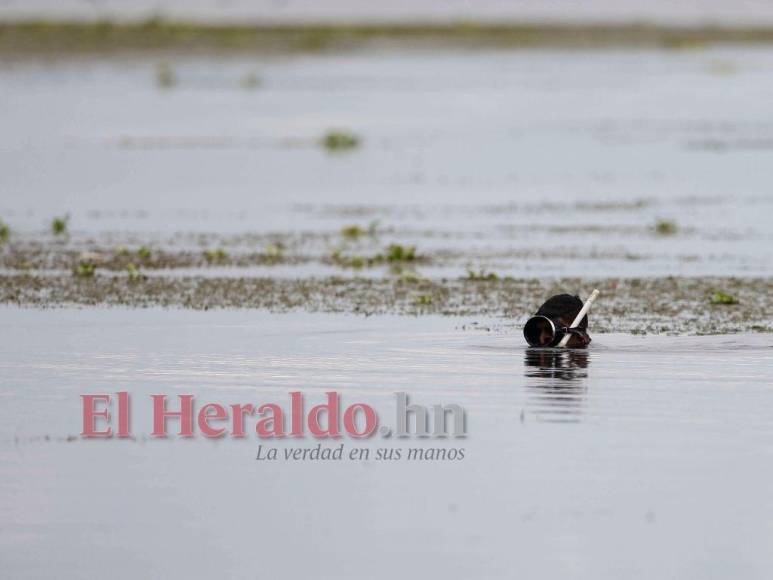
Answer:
[527,293,593,348]
[557,315,591,348]
[534,317,555,347]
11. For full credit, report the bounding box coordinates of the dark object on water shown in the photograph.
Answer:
[523,293,592,348]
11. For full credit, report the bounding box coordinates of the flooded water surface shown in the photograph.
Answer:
[2,46,773,278]
[2,21,773,578]
[1,308,772,579]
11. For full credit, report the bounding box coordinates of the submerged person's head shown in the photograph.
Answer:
[523,293,591,348]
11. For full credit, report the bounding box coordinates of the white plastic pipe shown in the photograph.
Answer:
[557,289,600,347]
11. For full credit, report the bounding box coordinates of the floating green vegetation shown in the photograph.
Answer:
[126,262,142,281]
[0,219,9,244]
[51,215,69,236]
[466,269,498,281]
[114,246,131,257]
[6,21,773,57]
[73,261,96,278]
[348,256,366,269]
[241,71,261,89]
[330,249,366,269]
[340,225,366,239]
[415,294,434,305]
[384,244,416,262]
[137,246,152,260]
[710,291,739,305]
[654,219,678,235]
[264,243,283,260]
[397,270,422,283]
[321,130,361,152]
[203,248,229,262]
[332,244,419,269]
[155,61,177,89]
[340,221,379,240]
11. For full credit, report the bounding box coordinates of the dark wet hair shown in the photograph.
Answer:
[536,294,587,328]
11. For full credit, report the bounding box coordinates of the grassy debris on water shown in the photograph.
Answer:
[7,21,773,56]
[51,215,69,236]
[321,130,361,152]
[710,291,739,305]
[1,274,770,335]
[0,219,9,244]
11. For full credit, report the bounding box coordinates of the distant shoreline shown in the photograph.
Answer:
[5,19,773,56]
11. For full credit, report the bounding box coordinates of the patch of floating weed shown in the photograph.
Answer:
[137,246,151,260]
[8,21,773,57]
[348,256,366,269]
[340,225,366,239]
[126,262,144,281]
[264,243,283,261]
[395,268,423,283]
[203,248,229,263]
[415,294,434,305]
[332,244,419,269]
[73,261,96,278]
[466,269,498,281]
[710,291,739,305]
[51,215,69,236]
[0,219,9,243]
[662,38,708,51]
[653,219,678,235]
[401,272,420,283]
[155,62,177,89]
[114,246,131,257]
[341,221,380,240]
[384,244,416,262]
[330,249,366,269]
[321,130,361,152]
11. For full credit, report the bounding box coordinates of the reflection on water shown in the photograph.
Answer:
[524,349,589,422]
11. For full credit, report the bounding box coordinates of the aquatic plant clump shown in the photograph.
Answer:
[0,219,9,244]
[340,225,366,239]
[415,294,434,305]
[321,130,361,152]
[384,244,416,262]
[466,269,498,281]
[654,219,678,235]
[331,244,419,269]
[73,261,96,278]
[264,243,283,261]
[51,215,69,236]
[126,263,147,282]
[710,291,739,305]
[203,248,229,263]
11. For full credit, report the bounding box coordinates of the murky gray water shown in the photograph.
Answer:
[1,307,772,579]
[2,47,773,277]
[2,31,773,577]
